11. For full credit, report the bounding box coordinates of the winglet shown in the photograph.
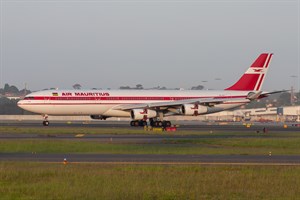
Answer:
[225,53,273,91]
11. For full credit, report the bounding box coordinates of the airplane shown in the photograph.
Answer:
[18,53,279,127]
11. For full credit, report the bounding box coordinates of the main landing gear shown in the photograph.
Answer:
[42,115,49,126]
[130,119,172,128]
[130,120,147,127]
[150,120,171,127]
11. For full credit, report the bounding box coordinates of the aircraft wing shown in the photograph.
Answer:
[113,98,249,111]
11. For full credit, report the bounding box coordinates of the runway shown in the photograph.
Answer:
[1,121,299,165]
[0,121,298,143]
[1,153,300,165]
[1,120,299,133]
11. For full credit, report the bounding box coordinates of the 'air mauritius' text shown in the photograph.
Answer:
[62,92,110,96]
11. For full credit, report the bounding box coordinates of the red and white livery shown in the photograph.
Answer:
[18,53,277,127]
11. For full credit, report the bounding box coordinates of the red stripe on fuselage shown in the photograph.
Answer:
[19,101,250,106]
[27,95,247,101]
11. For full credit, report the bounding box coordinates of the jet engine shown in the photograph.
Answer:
[130,109,157,120]
[181,104,208,116]
[90,115,108,120]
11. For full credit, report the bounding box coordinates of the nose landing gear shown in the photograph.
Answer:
[43,121,50,126]
[42,115,49,126]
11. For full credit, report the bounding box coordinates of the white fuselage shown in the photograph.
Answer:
[17,53,274,122]
[18,89,251,118]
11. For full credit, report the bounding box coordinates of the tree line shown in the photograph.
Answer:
[0,84,31,96]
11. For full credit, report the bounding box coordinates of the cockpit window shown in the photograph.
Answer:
[24,97,35,100]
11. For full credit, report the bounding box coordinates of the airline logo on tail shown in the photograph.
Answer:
[225,53,273,91]
[247,68,266,73]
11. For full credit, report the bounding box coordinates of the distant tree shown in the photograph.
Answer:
[149,86,159,90]
[19,89,31,96]
[9,85,19,94]
[135,84,143,90]
[4,84,10,92]
[191,85,204,90]
[0,83,31,96]
[0,98,24,114]
[120,86,131,90]
[73,84,82,90]
[120,84,144,90]
[3,84,19,94]
[246,98,268,109]
[277,92,293,106]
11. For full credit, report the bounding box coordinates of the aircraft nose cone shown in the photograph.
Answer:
[17,100,24,108]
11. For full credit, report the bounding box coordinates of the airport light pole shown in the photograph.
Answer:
[290,75,298,105]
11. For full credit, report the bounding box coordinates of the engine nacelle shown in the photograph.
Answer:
[90,115,108,120]
[181,104,208,116]
[130,109,157,120]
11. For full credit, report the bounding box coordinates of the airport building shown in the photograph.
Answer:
[170,105,300,122]
[1,106,300,123]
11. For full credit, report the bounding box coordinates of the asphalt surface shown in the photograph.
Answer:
[1,120,299,132]
[0,132,298,143]
[0,121,299,143]
[1,153,300,165]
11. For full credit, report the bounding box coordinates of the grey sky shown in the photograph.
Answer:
[0,0,299,91]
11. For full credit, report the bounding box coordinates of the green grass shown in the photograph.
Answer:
[1,126,299,136]
[1,127,300,199]
[2,137,300,155]
[0,162,300,200]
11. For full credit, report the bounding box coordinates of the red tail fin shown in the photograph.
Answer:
[225,53,273,91]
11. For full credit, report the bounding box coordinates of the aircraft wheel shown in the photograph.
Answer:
[43,121,49,126]
[164,121,171,127]
[140,121,147,126]
[130,121,135,126]
[155,121,163,127]
[130,121,140,127]
[158,121,163,127]
[149,119,155,127]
